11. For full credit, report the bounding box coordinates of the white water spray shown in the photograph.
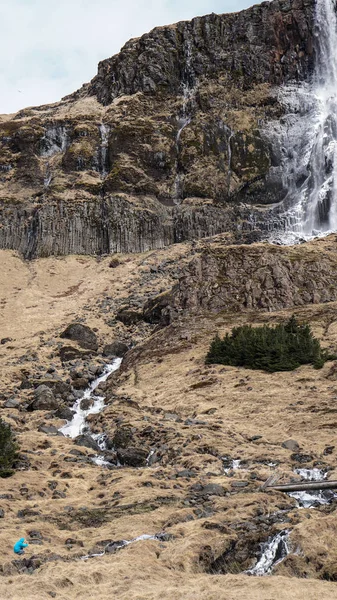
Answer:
[288,468,336,508]
[246,530,290,576]
[59,358,122,439]
[99,124,110,178]
[273,0,337,240]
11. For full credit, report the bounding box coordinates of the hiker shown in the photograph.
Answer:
[13,538,28,555]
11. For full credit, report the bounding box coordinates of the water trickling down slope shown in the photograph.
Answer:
[59,359,122,461]
[272,0,337,241]
[246,530,290,576]
[288,468,337,508]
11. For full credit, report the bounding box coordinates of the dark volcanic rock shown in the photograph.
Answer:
[60,324,98,350]
[28,385,58,411]
[54,405,74,420]
[117,447,148,467]
[113,426,134,449]
[0,0,316,259]
[59,346,94,362]
[103,341,129,357]
[282,439,300,451]
[116,310,143,326]
[89,1,313,103]
[74,434,100,451]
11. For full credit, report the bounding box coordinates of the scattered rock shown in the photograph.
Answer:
[191,483,226,497]
[38,425,60,435]
[113,426,134,449]
[74,434,100,452]
[80,398,94,410]
[73,378,90,390]
[0,509,4,518]
[59,346,94,362]
[282,439,300,451]
[105,540,126,553]
[291,453,314,464]
[54,405,74,421]
[117,448,148,467]
[28,385,58,411]
[103,341,129,357]
[116,309,143,326]
[1,337,12,345]
[65,538,84,547]
[60,323,98,350]
[3,398,21,409]
[231,481,249,488]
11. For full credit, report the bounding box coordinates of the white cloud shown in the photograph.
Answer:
[0,0,253,114]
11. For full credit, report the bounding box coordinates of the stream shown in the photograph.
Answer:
[59,358,122,464]
[246,530,290,576]
[81,533,167,560]
[288,468,336,508]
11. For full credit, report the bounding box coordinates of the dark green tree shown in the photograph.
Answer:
[0,418,18,478]
[206,317,333,373]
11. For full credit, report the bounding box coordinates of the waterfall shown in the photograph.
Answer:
[246,531,290,576]
[40,125,68,157]
[173,35,197,203]
[272,0,337,241]
[99,123,110,178]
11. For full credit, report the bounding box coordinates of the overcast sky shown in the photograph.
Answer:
[1,0,254,114]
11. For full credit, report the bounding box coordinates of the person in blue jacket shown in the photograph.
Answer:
[13,538,28,555]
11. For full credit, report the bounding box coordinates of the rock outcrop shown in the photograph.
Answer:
[145,235,337,321]
[0,0,315,257]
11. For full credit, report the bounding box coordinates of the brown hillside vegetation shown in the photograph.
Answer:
[1,236,337,599]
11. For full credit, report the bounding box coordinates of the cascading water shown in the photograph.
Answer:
[40,125,68,157]
[271,0,337,241]
[173,36,197,203]
[59,358,122,464]
[246,530,290,576]
[99,124,110,178]
[288,468,336,508]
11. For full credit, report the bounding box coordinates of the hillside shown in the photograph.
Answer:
[1,236,337,599]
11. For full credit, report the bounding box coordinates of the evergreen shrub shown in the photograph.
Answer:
[0,418,18,478]
[206,316,334,373]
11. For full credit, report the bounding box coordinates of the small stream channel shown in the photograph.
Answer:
[288,468,336,508]
[59,358,122,464]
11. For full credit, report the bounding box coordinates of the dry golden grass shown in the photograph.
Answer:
[1,238,337,598]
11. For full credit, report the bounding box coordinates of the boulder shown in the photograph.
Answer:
[54,405,74,421]
[113,426,134,449]
[60,323,98,350]
[282,439,300,451]
[80,398,94,411]
[117,447,148,467]
[116,310,143,326]
[72,377,90,390]
[38,425,60,435]
[74,434,100,452]
[3,398,21,409]
[103,341,129,357]
[29,385,58,411]
[59,346,93,363]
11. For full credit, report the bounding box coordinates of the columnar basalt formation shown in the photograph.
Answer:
[0,0,315,257]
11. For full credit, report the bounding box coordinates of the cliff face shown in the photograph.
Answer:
[0,0,314,257]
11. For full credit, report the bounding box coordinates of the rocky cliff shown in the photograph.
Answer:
[0,0,314,257]
[142,235,337,328]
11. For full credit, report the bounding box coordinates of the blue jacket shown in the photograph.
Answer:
[13,538,28,554]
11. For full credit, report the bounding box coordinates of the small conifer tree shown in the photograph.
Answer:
[206,316,333,373]
[0,418,18,478]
